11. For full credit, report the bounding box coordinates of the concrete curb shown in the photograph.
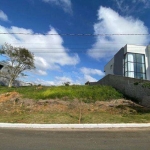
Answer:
[0,123,150,129]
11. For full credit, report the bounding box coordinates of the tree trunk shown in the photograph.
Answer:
[8,78,14,88]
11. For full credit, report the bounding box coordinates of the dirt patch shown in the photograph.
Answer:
[0,92,20,103]
[0,92,149,116]
[1,92,150,123]
[95,99,142,109]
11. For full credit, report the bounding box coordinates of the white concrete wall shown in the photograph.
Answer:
[146,46,150,80]
[104,58,114,75]
[124,44,146,54]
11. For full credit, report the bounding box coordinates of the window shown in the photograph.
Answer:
[124,53,146,79]
[110,65,113,69]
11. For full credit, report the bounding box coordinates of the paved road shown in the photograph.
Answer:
[0,128,150,150]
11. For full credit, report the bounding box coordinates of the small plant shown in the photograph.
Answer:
[134,82,139,85]
[63,82,70,86]
[142,82,150,89]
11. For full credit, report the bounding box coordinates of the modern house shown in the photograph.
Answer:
[104,44,150,80]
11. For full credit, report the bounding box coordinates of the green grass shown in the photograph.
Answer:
[1,111,150,124]
[0,85,124,102]
[1,85,149,123]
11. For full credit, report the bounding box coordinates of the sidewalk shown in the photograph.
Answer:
[0,123,150,129]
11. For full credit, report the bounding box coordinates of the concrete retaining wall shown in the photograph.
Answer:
[94,75,150,107]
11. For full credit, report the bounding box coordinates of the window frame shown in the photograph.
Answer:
[124,52,146,80]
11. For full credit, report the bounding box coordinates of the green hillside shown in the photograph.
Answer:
[0,85,123,102]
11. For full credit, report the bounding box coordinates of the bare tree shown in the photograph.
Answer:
[0,43,35,87]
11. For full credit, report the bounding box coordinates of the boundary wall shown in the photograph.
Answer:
[92,74,150,107]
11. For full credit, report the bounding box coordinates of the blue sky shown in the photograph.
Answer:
[0,0,150,85]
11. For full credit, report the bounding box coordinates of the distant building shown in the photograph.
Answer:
[0,62,7,72]
[0,62,9,86]
[0,63,3,70]
[0,62,31,86]
[104,44,150,80]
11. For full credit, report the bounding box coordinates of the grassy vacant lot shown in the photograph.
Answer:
[0,85,123,102]
[0,85,150,123]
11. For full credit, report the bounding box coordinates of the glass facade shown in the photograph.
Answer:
[124,53,146,79]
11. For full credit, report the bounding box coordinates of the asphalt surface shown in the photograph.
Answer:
[0,128,150,150]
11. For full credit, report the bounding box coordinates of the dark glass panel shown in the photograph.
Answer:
[136,73,146,80]
[128,71,134,78]
[137,63,145,73]
[128,62,134,71]
[127,53,135,62]
[136,54,144,63]
[125,72,128,77]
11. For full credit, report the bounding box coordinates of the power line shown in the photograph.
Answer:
[26,47,149,53]
[8,42,137,45]
[27,47,147,50]
[0,33,150,36]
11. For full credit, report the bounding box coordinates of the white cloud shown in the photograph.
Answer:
[36,70,47,76]
[34,78,55,86]
[132,0,150,7]
[55,76,73,84]
[0,25,80,75]
[114,0,124,11]
[34,76,80,86]
[42,0,72,13]
[84,75,97,82]
[80,67,104,82]
[81,67,104,76]
[114,0,150,14]
[87,6,149,60]
[0,10,9,22]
